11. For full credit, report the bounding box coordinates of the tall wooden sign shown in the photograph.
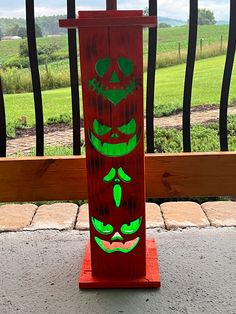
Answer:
[60,9,160,288]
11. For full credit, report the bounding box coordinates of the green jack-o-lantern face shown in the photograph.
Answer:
[89,118,141,157]
[88,57,137,106]
[92,217,142,253]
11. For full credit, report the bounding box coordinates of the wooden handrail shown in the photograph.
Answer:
[0,152,235,202]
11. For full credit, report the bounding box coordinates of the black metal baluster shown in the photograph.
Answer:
[67,0,81,155]
[182,0,198,152]
[26,0,44,156]
[106,0,117,10]
[220,0,236,151]
[146,0,157,153]
[0,76,6,157]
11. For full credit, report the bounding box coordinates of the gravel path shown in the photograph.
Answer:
[6,106,236,156]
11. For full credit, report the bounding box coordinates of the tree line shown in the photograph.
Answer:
[0,15,67,39]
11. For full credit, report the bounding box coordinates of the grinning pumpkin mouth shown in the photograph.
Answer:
[94,236,140,253]
[88,129,141,157]
[88,77,137,106]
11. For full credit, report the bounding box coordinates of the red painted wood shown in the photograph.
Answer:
[59,16,157,29]
[79,10,143,18]
[78,10,147,278]
[79,239,161,288]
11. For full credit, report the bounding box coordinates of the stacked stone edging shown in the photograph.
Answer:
[0,201,235,232]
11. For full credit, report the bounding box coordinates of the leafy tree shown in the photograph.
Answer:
[198,8,216,25]
[19,40,59,64]
[38,43,58,61]
[6,23,19,36]
[19,40,29,57]
[35,23,43,37]
[0,27,3,40]
[18,27,27,38]
[159,23,171,28]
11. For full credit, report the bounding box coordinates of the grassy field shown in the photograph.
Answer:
[153,55,236,116]
[0,36,68,64]
[154,24,229,54]
[0,24,230,95]
[0,25,229,64]
[4,87,76,136]
[3,55,236,137]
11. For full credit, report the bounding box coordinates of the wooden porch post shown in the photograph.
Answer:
[59,8,160,289]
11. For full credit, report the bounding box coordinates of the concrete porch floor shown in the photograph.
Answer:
[0,228,235,314]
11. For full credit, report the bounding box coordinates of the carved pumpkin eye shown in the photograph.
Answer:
[95,58,111,77]
[118,118,136,135]
[92,217,114,235]
[121,217,142,235]
[93,119,112,136]
[118,57,133,76]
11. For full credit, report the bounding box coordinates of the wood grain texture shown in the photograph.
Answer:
[59,16,156,28]
[0,152,236,202]
[78,10,146,277]
[0,156,87,202]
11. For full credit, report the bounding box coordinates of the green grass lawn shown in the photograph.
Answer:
[4,87,82,136]
[4,55,236,136]
[152,55,236,116]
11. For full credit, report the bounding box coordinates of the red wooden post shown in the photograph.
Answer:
[59,9,160,289]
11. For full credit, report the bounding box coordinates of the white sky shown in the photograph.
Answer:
[0,0,230,21]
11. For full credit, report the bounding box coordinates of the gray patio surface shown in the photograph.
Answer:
[0,228,235,314]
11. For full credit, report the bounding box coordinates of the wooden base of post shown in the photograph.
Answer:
[79,239,161,289]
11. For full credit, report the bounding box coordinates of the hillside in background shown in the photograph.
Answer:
[0,15,188,35]
[158,16,186,26]
[0,15,67,36]
[216,20,229,25]
[0,15,229,37]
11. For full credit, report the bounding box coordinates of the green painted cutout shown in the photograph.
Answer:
[89,123,140,157]
[121,217,142,235]
[92,217,142,253]
[103,168,132,208]
[117,167,131,182]
[88,57,137,106]
[117,118,136,135]
[110,71,120,83]
[103,168,116,182]
[113,184,122,207]
[96,58,111,77]
[93,119,112,136]
[118,57,133,76]
[94,236,140,254]
[91,217,114,235]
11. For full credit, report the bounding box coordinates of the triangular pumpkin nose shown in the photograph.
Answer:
[110,71,120,83]
[111,232,124,241]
